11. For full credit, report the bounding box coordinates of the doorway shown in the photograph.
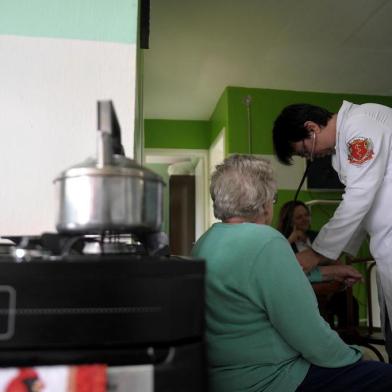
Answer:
[144,148,209,253]
[169,175,195,255]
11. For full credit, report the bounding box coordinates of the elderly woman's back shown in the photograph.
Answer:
[193,222,360,392]
[192,154,392,392]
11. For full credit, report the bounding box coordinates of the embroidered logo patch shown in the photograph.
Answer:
[347,137,374,165]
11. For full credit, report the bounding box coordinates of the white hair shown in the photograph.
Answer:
[210,154,276,221]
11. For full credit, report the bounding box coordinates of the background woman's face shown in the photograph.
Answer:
[292,205,310,231]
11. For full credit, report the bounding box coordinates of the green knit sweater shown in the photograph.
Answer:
[192,223,362,392]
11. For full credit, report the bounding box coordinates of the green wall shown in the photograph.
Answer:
[225,86,392,155]
[145,86,392,156]
[144,88,229,151]
[144,119,210,149]
[0,0,138,43]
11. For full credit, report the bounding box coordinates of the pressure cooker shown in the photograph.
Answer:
[54,101,164,234]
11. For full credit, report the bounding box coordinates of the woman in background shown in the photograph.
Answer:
[277,201,317,253]
[277,200,359,328]
[192,154,392,392]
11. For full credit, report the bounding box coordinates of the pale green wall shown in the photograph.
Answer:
[0,0,138,43]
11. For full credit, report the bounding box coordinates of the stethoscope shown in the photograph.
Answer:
[294,160,313,201]
[282,160,313,236]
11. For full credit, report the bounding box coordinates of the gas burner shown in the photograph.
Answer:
[81,233,145,256]
[0,238,15,255]
[0,231,169,262]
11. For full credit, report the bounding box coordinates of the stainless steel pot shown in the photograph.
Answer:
[54,101,164,234]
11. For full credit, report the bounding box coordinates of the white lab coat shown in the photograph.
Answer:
[312,100,392,337]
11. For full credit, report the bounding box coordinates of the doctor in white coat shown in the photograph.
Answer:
[272,101,392,361]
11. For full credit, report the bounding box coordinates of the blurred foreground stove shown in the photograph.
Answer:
[0,233,206,392]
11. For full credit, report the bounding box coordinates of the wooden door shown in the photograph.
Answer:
[169,175,195,255]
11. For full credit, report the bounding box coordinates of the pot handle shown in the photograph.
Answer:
[97,101,125,166]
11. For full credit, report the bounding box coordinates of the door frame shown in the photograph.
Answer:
[144,148,210,237]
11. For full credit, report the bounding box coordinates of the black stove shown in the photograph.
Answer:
[0,233,206,391]
[1,230,171,259]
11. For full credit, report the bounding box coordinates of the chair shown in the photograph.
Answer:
[312,281,345,328]
[313,258,386,362]
[345,258,386,361]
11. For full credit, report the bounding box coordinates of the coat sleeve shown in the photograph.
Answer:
[343,226,367,256]
[250,237,362,367]
[312,115,391,259]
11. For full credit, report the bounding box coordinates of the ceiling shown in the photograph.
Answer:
[143,0,392,121]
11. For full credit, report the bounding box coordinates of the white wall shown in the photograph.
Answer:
[0,35,136,235]
[208,129,225,226]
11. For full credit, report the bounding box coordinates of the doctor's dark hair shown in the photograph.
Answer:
[272,103,333,165]
[210,154,276,221]
[277,200,310,239]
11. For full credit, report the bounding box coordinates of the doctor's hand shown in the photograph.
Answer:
[296,248,325,273]
[319,265,363,285]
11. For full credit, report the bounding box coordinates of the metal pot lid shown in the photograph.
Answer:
[54,155,164,183]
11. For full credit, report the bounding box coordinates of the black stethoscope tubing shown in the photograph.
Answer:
[294,160,312,201]
[282,160,312,237]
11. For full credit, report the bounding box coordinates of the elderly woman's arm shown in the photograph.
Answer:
[250,237,362,367]
[307,264,362,284]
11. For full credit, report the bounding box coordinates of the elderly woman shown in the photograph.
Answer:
[192,154,392,392]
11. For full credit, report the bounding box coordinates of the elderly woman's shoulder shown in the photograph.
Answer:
[226,222,286,240]
[203,222,287,243]
[234,224,290,252]
[251,223,287,239]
